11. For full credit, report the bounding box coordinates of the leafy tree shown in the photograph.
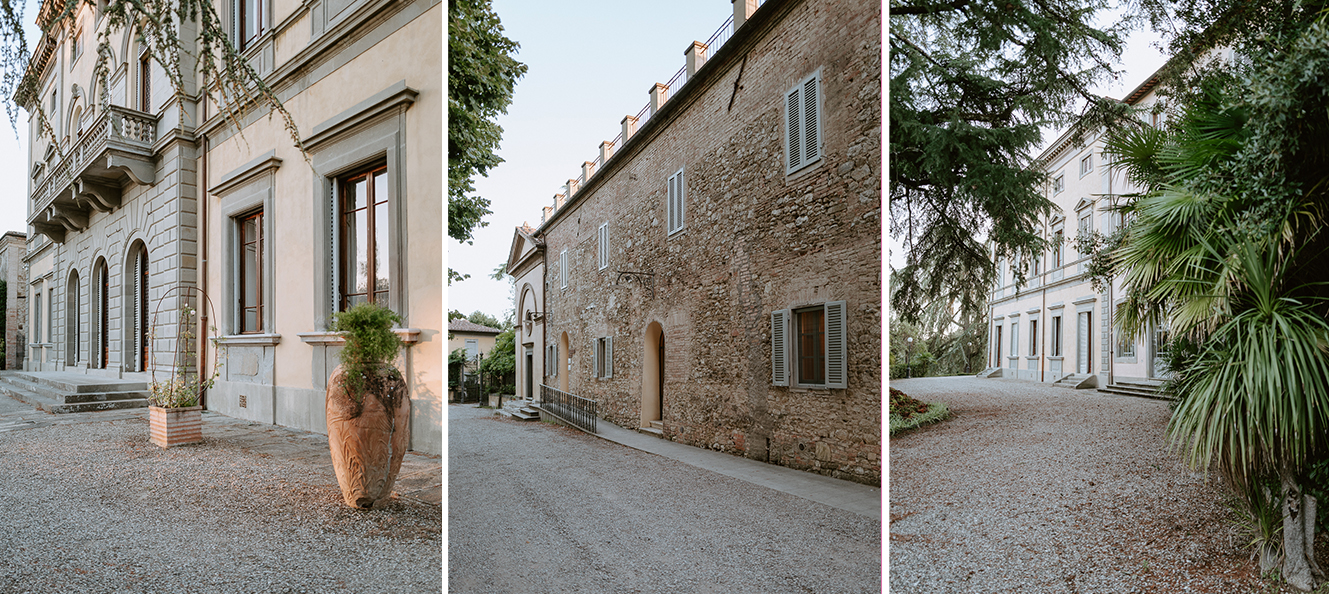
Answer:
[448,0,527,284]
[889,0,1130,324]
[1101,14,1329,588]
[479,327,515,392]
[465,310,502,330]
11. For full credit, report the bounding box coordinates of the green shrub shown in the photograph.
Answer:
[329,302,403,405]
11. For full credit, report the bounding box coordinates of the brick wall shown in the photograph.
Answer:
[539,0,881,485]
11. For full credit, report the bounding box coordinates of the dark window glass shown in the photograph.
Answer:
[797,308,825,385]
[240,211,262,333]
[339,165,389,310]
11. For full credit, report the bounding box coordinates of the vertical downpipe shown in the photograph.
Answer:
[199,97,209,410]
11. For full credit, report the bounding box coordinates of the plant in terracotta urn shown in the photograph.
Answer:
[326,302,410,509]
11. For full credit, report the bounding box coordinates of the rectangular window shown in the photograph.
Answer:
[1080,154,1093,177]
[465,338,478,360]
[1117,305,1136,357]
[547,344,558,377]
[595,336,613,379]
[1029,320,1038,356]
[667,168,685,235]
[1051,315,1062,356]
[238,210,263,333]
[559,249,568,289]
[34,290,42,344]
[1053,174,1064,194]
[338,164,390,310]
[139,53,151,112]
[237,0,264,50]
[1052,228,1064,267]
[1078,211,1093,244]
[797,308,826,385]
[1010,320,1019,358]
[785,71,822,174]
[72,27,83,63]
[771,301,846,388]
[597,223,609,270]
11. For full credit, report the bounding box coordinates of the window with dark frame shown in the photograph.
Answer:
[338,164,390,310]
[1030,319,1038,356]
[796,307,826,385]
[72,27,83,62]
[239,210,263,333]
[238,0,264,50]
[139,53,151,112]
[1051,315,1062,356]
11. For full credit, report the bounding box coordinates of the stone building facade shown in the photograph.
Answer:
[19,0,442,454]
[0,232,28,370]
[506,224,545,402]
[984,60,1201,391]
[517,0,881,485]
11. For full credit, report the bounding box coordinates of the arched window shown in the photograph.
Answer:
[66,270,80,365]
[93,258,108,369]
[125,241,149,372]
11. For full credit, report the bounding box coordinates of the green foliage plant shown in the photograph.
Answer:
[888,387,951,435]
[329,303,404,413]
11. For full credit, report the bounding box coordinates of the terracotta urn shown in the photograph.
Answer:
[149,405,203,448]
[326,364,410,509]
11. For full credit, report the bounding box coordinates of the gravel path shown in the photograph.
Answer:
[448,404,881,593]
[887,376,1324,594]
[0,400,441,593]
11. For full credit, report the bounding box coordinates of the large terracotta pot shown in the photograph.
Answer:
[149,405,203,448]
[326,364,410,509]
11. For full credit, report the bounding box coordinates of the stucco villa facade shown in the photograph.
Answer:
[17,0,442,454]
[509,0,882,485]
[982,61,1208,394]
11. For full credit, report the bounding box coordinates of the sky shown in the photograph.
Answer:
[452,1,1174,322]
[447,0,735,322]
[0,5,43,236]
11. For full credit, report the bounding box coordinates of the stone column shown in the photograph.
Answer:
[685,41,708,79]
[620,115,638,143]
[648,83,668,117]
[734,0,758,29]
[599,141,613,164]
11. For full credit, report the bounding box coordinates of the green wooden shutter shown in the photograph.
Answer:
[825,301,846,389]
[772,309,789,386]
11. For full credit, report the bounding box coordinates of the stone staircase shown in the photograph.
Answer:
[1098,378,1169,400]
[977,367,1003,378]
[1053,373,1097,389]
[0,371,151,413]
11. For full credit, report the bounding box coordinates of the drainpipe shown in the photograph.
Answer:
[199,114,209,410]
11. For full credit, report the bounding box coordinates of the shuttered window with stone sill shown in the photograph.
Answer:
[771,301,846,388]
[594,336,613,379]
[785,71,823,175]
[667,168,685,235]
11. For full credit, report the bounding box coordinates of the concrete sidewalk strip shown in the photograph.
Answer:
[576,412,881,520]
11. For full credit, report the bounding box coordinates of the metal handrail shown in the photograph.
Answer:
[539,384,597,434]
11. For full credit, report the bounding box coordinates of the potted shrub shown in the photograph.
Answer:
[148,299,220,448]
[326,302,410,509]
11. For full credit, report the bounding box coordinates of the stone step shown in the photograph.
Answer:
[8,371,148,393]
[511,408,540,421]
[1099,383,1169,401]
[0,375,150,414]
[649,420,663,430]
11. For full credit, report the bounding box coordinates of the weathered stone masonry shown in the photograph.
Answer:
[537,0,881,485]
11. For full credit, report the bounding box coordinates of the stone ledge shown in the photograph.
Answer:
[216,333,282,347]
[298,328,421,346]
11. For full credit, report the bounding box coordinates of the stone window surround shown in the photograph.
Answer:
[212,149,281,339]
[304,79,417,332]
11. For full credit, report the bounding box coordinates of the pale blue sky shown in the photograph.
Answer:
[447,0,735,321]
[0,5,43,237]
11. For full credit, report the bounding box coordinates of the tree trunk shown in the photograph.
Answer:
[1281,472,1321,591]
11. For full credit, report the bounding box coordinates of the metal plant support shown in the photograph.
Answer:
[149,285,221,408]
[539,384,597,434]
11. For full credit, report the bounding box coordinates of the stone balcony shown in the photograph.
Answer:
[28,105,158,243]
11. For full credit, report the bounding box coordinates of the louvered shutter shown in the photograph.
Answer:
[677,169,685,232]
[605,336,613,378]
[552,344,558,377]
[771,309,789,386]
[803,75,820,165]
[825,301,846,389]
[786,85,801,172]
[132,250,141,371]
[329,179,339,315]
[560,250,567,289]
[593,338,600,378]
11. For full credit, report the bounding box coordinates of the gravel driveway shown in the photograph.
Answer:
[889,376,1308,594]
[0,400,441,593]
[448,404,881,593]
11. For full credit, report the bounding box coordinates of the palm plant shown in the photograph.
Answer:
[1101,26,1329,590]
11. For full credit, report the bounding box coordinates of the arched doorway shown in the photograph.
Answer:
[641,322,664,428]
[93,258,108,369]
[66,270,80,365]
[124,241,149,373]
[558,331,570,393]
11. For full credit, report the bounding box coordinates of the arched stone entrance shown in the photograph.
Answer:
[641,322,664,428]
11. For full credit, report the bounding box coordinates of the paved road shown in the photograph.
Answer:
[448,404,881,593]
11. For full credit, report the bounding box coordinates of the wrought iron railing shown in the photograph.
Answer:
[539,384,597,434]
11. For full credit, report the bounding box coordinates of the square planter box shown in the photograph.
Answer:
[150,405,203,448]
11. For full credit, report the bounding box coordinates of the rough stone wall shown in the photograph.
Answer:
[0,234,28,370]
[540,0,881,485]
